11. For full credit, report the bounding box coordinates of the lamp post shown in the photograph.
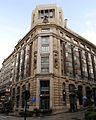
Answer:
[22,90,30,120]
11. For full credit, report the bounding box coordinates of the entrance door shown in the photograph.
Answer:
[40,80,50,110]
[69,84,77,112]
[40,96,50,109]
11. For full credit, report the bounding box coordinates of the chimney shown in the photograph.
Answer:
[64,19,68,28]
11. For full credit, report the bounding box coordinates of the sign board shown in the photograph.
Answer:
[32,97,36,103]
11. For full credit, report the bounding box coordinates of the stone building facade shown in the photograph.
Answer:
[0,4,96,112]
[0,51,14,109]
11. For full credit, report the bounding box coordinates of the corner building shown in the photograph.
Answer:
[4,4,96,112]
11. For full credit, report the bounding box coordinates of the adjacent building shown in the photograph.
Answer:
[0,4,96,112]
[0,51,14,109]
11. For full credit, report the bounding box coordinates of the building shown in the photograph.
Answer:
[0,4,96,112]
[0,51,14,110]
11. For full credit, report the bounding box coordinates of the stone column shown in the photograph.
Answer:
[50,77,53,109]
[49,36,53,73]
[36,78,40,108]
[37,36,41,74]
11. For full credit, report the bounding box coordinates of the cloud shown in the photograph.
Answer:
[85,20,92,26]
[81,30,96,45]
[74,10,96,46]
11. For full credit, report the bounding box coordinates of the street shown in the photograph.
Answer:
[0,110,85,120]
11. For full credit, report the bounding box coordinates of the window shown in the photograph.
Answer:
[73,39,78,44]
[41,28,50,32]
[50,9,55,18]
[80,43,85,48]
[65,35,71,41]
[41,57,49,64]
[17,87,20,94]
[38,9,55,19]
[45,10,49,17]
[41,10,44,19]
[41,36,49,53]
[60,31,63,36]
[64,42,73,77]
[41,36,49,44]
[40,80,50,109]
[41,68,49,73]
[40,80,50,92]
[41,46,49,53]
[41,56,49,73]
[86,47,90,51]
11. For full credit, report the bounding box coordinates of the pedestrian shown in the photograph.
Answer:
[82,96,87,107]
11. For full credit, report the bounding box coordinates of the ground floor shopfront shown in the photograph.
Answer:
[12,75,96,112]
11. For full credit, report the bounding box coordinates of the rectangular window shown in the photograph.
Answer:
[41,56,49,64]
[38,9,55,19]
[41,36,49,53]
[50,9,55,18]
[41,46,49,53]
[65,35,71,41]
[41,56,49,73]
[41,68,49,73]
[41,10,44,19]
[45,9,49,17]
[40,80,50,109]
[41,36,49,44]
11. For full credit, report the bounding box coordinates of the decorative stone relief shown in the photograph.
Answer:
[33,51,37,69]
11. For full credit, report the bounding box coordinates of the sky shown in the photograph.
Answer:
[0,0,96,68]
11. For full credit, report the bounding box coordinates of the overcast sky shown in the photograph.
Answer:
[0,0,96,68]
